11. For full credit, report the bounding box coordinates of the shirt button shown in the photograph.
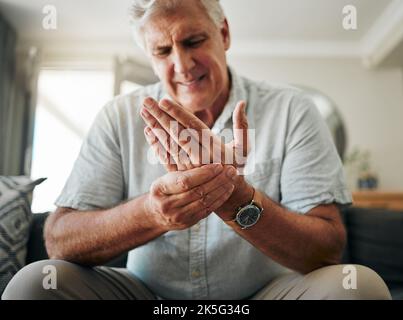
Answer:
[191,270,201,278]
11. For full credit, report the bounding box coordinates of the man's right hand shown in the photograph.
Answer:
[144,163,237,231]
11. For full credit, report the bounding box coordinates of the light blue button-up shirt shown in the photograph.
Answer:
[55,67,352,300]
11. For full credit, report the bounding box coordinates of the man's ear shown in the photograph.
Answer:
[220,18,231,51]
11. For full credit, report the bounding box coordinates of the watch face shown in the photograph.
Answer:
[237,205,261,227]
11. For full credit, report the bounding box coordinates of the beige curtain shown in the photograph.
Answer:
[0,11,40,176]
[0,12,17,174]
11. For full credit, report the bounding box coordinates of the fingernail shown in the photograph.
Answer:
[226,166,237,179]
[144,98,154,109]
[141,108,150,118]
[213,164,223,174]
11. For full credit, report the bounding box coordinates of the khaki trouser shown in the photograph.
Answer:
[2,260,392,300]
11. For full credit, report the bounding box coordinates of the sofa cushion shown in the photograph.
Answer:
[0,176,45,294]
[342,207,403,294]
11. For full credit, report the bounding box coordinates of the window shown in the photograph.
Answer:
[31,69,114,213]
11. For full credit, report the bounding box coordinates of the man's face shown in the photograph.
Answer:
[142,1,231,113]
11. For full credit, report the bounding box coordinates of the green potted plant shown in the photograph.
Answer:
[344,147,378,190]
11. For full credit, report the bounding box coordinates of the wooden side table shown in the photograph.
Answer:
[352,191,403,210]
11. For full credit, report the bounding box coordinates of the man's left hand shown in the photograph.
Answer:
[140,97,254,219]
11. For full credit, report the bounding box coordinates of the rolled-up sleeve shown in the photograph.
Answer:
[280,93,352,214]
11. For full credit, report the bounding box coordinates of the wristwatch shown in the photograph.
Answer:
[231,188,264,229]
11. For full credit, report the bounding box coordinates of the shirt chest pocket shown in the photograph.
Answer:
[244,158,281,202]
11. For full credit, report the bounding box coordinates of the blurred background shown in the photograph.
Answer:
[0,0,403,213]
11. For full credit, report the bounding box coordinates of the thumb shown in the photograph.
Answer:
[232,100,248,151]
[231,101,249,171]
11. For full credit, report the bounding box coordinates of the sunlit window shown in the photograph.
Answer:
[31,70,114,213]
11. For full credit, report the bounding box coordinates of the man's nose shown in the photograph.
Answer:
[172,49,195,75]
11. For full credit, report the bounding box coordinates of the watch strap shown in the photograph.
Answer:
[228,188,264,227]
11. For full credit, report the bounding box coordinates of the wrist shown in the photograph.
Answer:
[142,194,169,233]
[216,177,254,221]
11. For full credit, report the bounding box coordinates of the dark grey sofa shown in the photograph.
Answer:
[339,207,403,300]
[25,207,403,299]
[25,212,128,268]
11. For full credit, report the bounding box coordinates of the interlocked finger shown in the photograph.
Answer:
[175,181,235,218]
[166,165,236,208]
[193,184,234,221]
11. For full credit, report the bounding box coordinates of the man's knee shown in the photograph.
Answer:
[310,264,392,300]
[2,259,79,300]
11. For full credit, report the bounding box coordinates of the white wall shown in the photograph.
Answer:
[228,56,403,190]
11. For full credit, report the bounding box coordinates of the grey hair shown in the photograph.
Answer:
[129,0,225,50]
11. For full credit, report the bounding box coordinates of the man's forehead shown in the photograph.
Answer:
[144,21,212,47]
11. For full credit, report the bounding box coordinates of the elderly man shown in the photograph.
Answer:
[3,0,391,300]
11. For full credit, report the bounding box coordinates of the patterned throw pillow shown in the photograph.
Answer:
[0,176,46,294]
